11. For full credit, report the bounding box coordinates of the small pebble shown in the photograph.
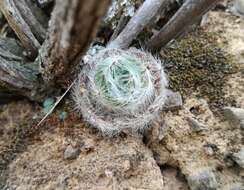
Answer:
[240,120,244,130]
[187,169,218,190]
[204,146,214,156]
[64,145,80,160]
[232,149,244,169]
[187,117,207,132]
[163,90,183,111]
[223,107,244,127]
[235,18,241,24]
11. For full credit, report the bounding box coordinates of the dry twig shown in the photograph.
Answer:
[108,0,170,49]
[147,0,219,50]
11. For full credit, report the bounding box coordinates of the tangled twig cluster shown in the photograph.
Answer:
[73,48,168,135]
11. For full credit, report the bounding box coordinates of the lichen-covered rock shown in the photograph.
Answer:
[144,16,244,190]
[145,97,243,190]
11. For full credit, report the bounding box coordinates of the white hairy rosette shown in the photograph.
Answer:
[73,48,169,135]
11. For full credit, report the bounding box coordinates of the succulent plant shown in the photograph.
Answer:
[73,48,168,135]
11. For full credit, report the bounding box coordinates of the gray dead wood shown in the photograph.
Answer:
[108,15,130,43]
[38,0,110,86]
[0,0,110,100]
[108,0,171,49]
[147,0,219,50]
[0,0,48,59]
[0,37,43,99]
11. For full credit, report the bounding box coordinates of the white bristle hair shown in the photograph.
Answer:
[73,48,168,136]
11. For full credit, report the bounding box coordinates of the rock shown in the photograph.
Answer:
[200,13,209,27]
[203,146,214,156]
[151,146,171,166]
[186,117,207,132]
[235,18,242,24]
[240,120,244,130]
[81,138,96,153]
[63,145,80,160]
[223,107,244,127]
[147,117,169,142]
[163,90,183,111]
[162,167,189,190]
[229,187,244,190]
[232,149,244,169]
[234,0,244,15]
[187,169,218,190]
[56,176,69,190]
[224,154,236,167]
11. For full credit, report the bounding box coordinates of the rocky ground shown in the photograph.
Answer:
[0,2,244,190]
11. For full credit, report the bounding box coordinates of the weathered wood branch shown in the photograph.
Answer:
[147,0,219,50]
[108,15,129,43]
[0,0,110,100]
[108,0,170,49]
[0,0,48,59]
[36,0,53,8]
[0,37,43,99]
[38,0,110,86]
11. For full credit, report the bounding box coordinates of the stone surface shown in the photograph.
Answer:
[161,166,189,190]
[229,187,244,190]
[146,97,243,189]
[187,169,218,190]
[204,11,244,66]
[163,90,183,111]
[223,107,244,127]
[232,149,244,169]
[234,0,244,15]
[186,117,207,132]
[203,146,214,156]
[240,120,244,130]
[63,145,80,160]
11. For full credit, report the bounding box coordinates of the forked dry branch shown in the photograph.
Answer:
[0,0,110,100]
